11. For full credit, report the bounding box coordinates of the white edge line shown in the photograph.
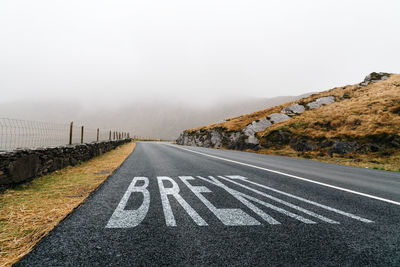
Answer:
[168,144,400,206]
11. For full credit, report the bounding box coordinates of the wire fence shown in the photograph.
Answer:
[0,118,131,151]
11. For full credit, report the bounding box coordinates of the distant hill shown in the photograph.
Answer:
[177,72,400,171]
[0,94,311,140]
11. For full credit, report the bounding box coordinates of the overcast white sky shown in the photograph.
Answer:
[1,0,399,106]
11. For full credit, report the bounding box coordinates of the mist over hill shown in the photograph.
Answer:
[0,93,311,140]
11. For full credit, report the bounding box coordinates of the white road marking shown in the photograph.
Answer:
[157,176,208,226]
[107,175,373,227]
[197,176,316,224]
[179,176,261,226]
[106,177,150,228]
[218,176,339,224]
[224,175,373,223]
[170,144,400,207]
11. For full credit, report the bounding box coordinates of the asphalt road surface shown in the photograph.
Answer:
[17,142,400,266]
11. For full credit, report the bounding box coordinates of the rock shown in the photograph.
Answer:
[368,144,381,152]
[307,96,335,110]
[210,130,222,147]
[390,140,400,148]
[359,72,390,86]
[357,143,383,153]
[177,128,259,150]
[176,134,184,145]
[267,113,290,124]
[263,129,292,147]
[243,118,272,145]
[226,131,242,148]
[342,92,351,100]
[193,131,205,147]
[281,104,305,116]
[7,154,40,183]
[228,131,241,143]
[328,141,359,155]
[226,131,253,150]
[319,140,334,148]
[290,140,315,152]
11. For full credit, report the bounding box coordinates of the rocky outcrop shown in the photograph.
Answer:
[281,104,305,116]
[262,128,399,156]
[307,96,335,109]
[268,113,290,123]
[177,94,338,149]
[176,129,250,150]
[359,72,390,87]
[327,141,359,155]
[0,139,131,187]
[290,140,315,152]
[243,118,272,145]
[177,94,338,150]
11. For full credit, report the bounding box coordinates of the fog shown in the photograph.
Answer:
[0,94,310,139]
[1,0,399,138]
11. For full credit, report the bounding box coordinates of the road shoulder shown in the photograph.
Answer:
[0,142,136,267]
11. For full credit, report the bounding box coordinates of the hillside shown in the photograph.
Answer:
[177,72,400,171]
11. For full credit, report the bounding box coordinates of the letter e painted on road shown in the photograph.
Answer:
[179,176,260,226]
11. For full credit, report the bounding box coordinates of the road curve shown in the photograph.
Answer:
[17,142,400,266]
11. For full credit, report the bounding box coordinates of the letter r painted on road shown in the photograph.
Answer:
[106,177,150,228]
[157,176,207,226]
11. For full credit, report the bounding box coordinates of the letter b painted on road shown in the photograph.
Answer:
[106,177,150,228]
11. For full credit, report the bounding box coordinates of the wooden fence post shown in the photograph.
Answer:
[97,128,99,142]
[69,122,73,145]
[81,126,84,144]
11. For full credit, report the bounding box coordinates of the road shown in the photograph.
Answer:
[17,142,400,266]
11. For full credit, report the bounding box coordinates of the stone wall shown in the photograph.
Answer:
[0,139,131,186]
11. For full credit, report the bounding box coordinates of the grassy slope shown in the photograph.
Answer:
[259,74,400,140]
[0,142,136,267]
[186,74,400,171]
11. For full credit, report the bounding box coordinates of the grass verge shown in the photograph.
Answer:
[0,141,136,267]
[255,147,400,172]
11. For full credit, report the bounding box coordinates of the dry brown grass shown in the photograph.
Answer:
[188,104,288,132]
[0,142,136,267]
[256,146,400,172]
[259,74,400,140]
